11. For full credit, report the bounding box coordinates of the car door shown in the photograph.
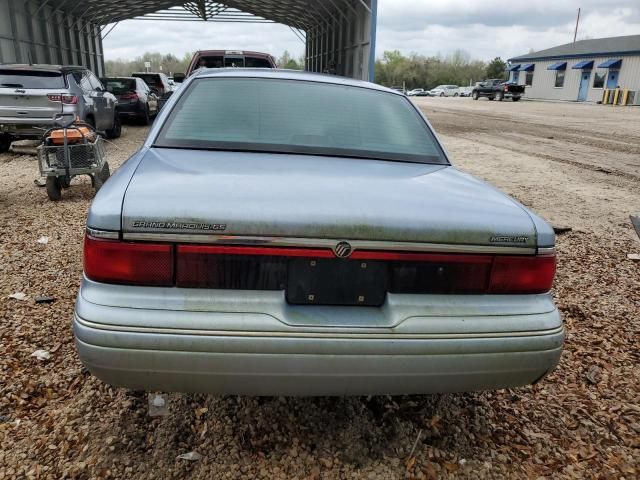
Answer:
[86,72,115,130]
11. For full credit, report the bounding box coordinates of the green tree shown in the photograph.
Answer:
[486,57,507,80]
[278,50,303,70]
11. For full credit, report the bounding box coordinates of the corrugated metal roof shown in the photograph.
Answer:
[57,0,354,29]
[509,35,640,62]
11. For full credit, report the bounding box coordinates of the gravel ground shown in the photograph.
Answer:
[1,100,639,479]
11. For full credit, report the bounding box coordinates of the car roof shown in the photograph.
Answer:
[102,76,136,80]
[191,68,403,95]
[0,63,85,74]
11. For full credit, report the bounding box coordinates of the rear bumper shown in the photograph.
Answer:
[74,281,564,396]
[0,108,78,137]
[0,120,52,137]
[117,102,144,117]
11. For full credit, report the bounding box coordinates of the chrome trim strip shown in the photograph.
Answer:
[121,233,536,255]
[86,228,120,240]
[75,316,564,340]
[537,247,556,256]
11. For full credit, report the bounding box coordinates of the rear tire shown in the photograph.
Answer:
[488,96,495,101]
[512,96,521,102]
[0,134,12,153]
[454,93,459,97]
[105,113,122,139]
[472,91,479,100]
[46,176,62,201]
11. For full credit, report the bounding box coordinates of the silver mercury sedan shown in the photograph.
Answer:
[74,69,564,396]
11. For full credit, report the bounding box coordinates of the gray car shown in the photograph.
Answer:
[74,69,563,396]
[0,64,121,151]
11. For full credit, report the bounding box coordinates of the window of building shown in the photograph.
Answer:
[593,71,605,88]
[525,71,534,86]
[554,70,565,88]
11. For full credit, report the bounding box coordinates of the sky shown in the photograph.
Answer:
[103,0,640,62]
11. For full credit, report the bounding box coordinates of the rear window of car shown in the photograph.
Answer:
[195,56,273,69]
[245,57,273,68]
[102,78,136,93]
[155,78,446,164]
[133,74,161,86]
[0,70,65,89]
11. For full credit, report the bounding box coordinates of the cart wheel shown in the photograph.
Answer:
[59,175,71,189]
[46,176,62,201]
[93,163,111,192]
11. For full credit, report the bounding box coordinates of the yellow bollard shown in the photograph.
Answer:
[613,88,620,105]
[603,89,609,104]
[622,89,629,106]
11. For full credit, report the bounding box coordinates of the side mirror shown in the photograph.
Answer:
[173,73,185,83]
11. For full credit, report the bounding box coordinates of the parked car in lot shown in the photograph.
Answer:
[407,88,428,97]
[458,86,474,97]
[132,72,173,107]
[174,50,277,82]
[101,77,159,125]
[472,79,525,101]
[75,69,563,396]
[0,64,121,152]
[429,85,459,97]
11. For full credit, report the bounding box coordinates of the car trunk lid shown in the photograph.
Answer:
[121,148,537,249]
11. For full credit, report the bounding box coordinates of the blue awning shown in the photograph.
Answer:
[598,59,622,69]
[518,63,535,71]
[572,60,594,69]
[507,64,521,71]
[547,62,567,71]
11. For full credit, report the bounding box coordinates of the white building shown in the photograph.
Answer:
[508,35,640,103]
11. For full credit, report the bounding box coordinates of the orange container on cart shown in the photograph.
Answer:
[46,119,97,145]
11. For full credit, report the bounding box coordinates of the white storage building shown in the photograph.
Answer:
[508,35,640,103]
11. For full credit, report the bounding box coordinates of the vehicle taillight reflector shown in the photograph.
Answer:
[84,235,173,286]
[47,94,78,104]
[489,255,556,294]
[84,238,555,294]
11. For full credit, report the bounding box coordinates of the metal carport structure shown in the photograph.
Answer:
[0,0,377,80]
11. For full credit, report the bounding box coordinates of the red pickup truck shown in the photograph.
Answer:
[174,50,277,82]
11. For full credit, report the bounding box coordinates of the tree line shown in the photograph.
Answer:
[104,50,507,89]
[375,50,507,89]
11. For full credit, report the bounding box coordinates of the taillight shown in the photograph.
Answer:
[120,92,138,100]
[504,85,509,92]
[489,255,556,294]
[84,235,173,286]
[47,94,78,104]
[83,236,555,295]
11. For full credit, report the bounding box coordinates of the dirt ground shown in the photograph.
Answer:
[0,99,639,479]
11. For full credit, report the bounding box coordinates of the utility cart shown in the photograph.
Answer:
[37,113,110,201]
